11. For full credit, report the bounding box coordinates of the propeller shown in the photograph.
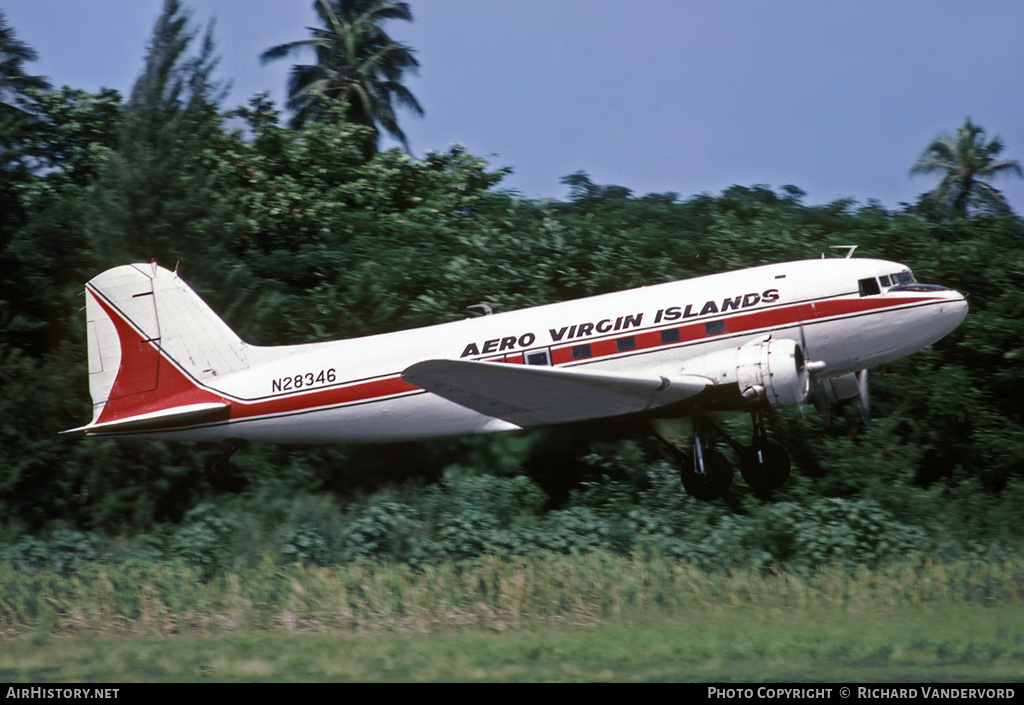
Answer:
[796,318,826,417]
[855,368,870,425]
[810,381,832,424]
[797,314,867,426]
[807,369,870,426]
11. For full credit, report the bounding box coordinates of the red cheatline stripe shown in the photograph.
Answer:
[92,290,942,430]
[228,376,421,421]
[206,298,921,417]
[542,295,939,365]
[90,287,422,426]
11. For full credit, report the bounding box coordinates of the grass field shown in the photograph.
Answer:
[1,554,1023,682]
[3,605,1023,682]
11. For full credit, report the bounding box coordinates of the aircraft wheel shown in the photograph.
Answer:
[204,443,248,493]
[680,448,734,501]
[739,440,791,495]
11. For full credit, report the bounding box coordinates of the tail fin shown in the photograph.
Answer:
[71,261,248,434]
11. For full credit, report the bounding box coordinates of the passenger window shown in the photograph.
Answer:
[571,344,592,360]
[525,350,551,366]
[616,336,636,352]
[858,277,881,296]
[704,320,725,336]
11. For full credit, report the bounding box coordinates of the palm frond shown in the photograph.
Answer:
[910,157,958,175]
[972,181,1012,211]
[261,37,324,63]
[978,158,1023,179]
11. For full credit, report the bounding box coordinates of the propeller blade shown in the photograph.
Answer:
[856,368,870,425]
[812,384,833,425]
[796,320,826,419]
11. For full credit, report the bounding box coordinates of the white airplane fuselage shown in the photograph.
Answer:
[75,257,967,443]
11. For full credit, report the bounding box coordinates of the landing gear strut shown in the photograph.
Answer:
[651,410,793,501]
[204,439,248,492]
[739,412,791,495]
[677,415,734,501]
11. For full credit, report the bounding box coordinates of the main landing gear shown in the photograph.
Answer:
[654,411,792,501]
[739,412,791,496]
[678,415,734,501]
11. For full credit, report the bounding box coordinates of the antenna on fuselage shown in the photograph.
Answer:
[827,245,858,259]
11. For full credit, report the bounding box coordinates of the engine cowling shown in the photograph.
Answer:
[677,336,810,409]
[815,372,860,403]
[735,337,809,408]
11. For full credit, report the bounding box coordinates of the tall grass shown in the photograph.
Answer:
[1,553,1022,639]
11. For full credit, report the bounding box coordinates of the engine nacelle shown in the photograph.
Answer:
[736,337,809,408]
[677,336,810,409]
[816,372,861,403]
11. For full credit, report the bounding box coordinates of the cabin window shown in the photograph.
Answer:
[525,350,551,366]
[616,336,636,352]
[858,277,881,296]
[571,344,592,360]
[705,320,725,336]
[660,328,681,344]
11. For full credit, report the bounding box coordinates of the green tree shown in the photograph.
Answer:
[261,0,423,153]
[0,9,50,122]
[1,10,50,235]
[911,118,1022,216]
[0,85,125,533]
[88,0,226,268]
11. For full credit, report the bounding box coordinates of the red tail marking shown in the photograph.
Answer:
[90,290,224,425]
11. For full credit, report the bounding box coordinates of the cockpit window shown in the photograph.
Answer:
[878,275,891,287]
[890,271,916,286]
[858,277,881,296]
[889,283,951,292]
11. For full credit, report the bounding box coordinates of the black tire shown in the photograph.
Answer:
[204,455,248,493]
[680,448,734,501]
[739,440,791,495]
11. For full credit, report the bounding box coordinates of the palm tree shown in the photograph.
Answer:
[261,0,423,153]
[911,118,1022,215]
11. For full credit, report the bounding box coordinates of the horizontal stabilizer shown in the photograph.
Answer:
[402,359,709,427]
[63,402,230,436]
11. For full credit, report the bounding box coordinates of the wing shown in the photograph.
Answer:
[401,359,710,427]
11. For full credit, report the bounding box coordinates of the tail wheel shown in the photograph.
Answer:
[204,440,248,493]
[680,448,734,501]
[739,440,791,495]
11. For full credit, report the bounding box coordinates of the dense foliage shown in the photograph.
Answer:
[1,4,1022,576]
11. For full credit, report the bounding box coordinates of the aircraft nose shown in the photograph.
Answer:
[937,289,968,334]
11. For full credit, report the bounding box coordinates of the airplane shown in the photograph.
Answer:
[65,250,967,500]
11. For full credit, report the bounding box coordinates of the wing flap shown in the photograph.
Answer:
[401,360,709,427]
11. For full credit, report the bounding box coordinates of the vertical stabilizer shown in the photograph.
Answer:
[78,262,247,431]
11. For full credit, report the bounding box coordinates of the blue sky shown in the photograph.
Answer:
[6,0,1024,210]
